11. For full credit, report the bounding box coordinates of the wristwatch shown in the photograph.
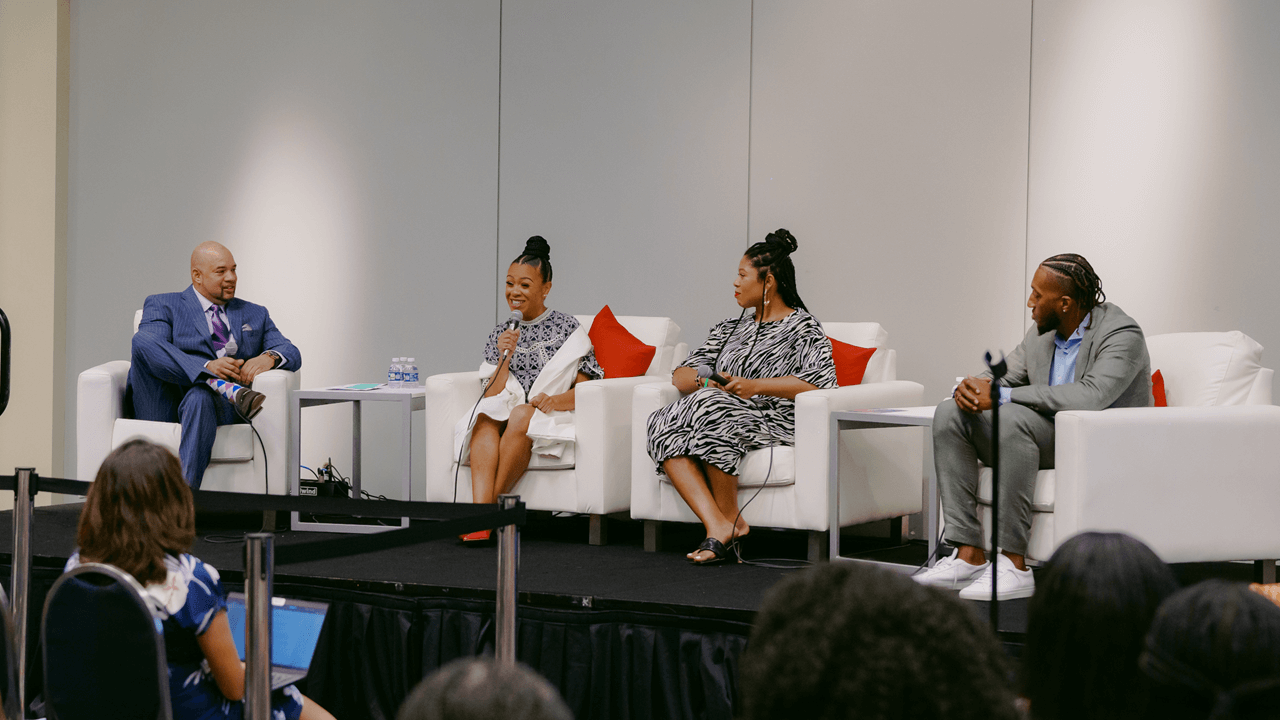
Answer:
[265,350,283,368]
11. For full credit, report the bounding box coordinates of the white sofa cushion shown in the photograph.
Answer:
[461,444,575,472]
[823,322,891,384]
[1147,331,1264,407]
[738,446,796,488]
[657,445,797,489]
[111,418,255,463]
[978,466,1055,512]
[822,321,887,349]
[575,314,680,377]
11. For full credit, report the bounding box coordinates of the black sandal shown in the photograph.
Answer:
[689,537,735,565]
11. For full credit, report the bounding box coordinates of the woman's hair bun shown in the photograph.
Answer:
[523,235,551,260]
[765,228,798,255]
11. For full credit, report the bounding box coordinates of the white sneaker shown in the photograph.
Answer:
[912,548,988,590]
[959,553,1035,601]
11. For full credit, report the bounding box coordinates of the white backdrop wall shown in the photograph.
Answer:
[64,1,1280,498]
[748,0,1033,391]
[1027,0,1280,364]
[497,1,752,340]
[66,0,501,494]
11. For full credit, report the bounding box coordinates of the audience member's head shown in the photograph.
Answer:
[397,658,572,720]
[739,562,1018,720]
[1022,531,1178,720]
[77,438,195,585]
[1139,580,1280,720]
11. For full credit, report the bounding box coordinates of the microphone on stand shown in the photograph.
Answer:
[500,310,523,359]
[696,364,729,386]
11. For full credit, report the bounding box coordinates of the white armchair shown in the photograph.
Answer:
[630,322,925,562]
[76,310,298,493]
[977,331,1280,566]
[424,315,686,544]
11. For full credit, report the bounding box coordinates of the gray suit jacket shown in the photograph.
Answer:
[986,302,1152,414]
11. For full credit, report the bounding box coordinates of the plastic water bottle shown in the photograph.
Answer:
[388,358,402,388]
[395,357,407,388]
[405,358,419,387]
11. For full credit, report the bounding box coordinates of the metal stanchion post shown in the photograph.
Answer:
[495,494,519,665]
[984,352,1008,632]
[244,533,274,720]
[11,468,34,718]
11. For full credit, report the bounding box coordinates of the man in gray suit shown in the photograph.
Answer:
[915,254,1151,600]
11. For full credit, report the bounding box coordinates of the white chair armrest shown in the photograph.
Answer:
[574,375,665,513]
[77,360,132,481]
[425,371,485,501]
[793,381,926,530]
[1055,405,1280,563]
[247,368,298,494]
[630,381,682,518]
[670,343,689,372]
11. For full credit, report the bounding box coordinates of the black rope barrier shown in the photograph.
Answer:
[274,506,525,565]
[2,472,527,564]
[0,474,514,522]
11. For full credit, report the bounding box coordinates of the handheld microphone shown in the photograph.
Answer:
[697,364,729,386]
[501,310,523,359]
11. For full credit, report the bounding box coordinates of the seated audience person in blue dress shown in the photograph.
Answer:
[1022,531,1178,720]
[397,657,571,720]
[68,439,335,720]
[739,562,1019,720]
[1139,580,1280,720]
[454,236,604,542]
[646,230,837,564]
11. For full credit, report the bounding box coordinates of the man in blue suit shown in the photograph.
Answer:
[129,242,302,487]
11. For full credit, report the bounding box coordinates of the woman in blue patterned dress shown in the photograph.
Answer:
[455,236,604,541]
[646,230,837,564]
[68,439,335,720]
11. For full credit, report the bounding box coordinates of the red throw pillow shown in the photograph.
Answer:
[828,337,876,387]
[588,305,657,379]
[1152,369,1167,407]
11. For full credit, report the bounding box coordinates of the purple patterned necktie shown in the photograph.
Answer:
[209,307,230,355]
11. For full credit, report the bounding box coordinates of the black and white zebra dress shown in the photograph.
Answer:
[646,309,837,476]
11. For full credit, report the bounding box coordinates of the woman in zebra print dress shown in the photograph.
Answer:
[647,230,837,564]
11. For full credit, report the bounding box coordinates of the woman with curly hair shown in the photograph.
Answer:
[70,439,335,720]
[740,561,1019,720]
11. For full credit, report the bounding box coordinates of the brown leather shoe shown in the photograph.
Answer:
[234,387,266,420]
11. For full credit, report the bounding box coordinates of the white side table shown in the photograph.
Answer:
[828,406,939,571]
[289,385,426,534]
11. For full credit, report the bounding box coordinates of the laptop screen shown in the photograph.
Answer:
[225,595,328,671]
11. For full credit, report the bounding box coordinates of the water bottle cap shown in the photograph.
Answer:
[408,358,415,363]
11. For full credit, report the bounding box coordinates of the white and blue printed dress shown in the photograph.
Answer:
[65,552,305,720]
[646,309,837,476]
[482,309,604,396]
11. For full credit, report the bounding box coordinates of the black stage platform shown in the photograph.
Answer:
[2,503,1248,720]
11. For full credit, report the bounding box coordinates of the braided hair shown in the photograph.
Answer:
[512,235,553,282]
[745,228,807,312]
[1040,253,1105,314]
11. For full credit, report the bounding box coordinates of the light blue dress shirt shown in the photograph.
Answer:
[999,312,1090,405]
